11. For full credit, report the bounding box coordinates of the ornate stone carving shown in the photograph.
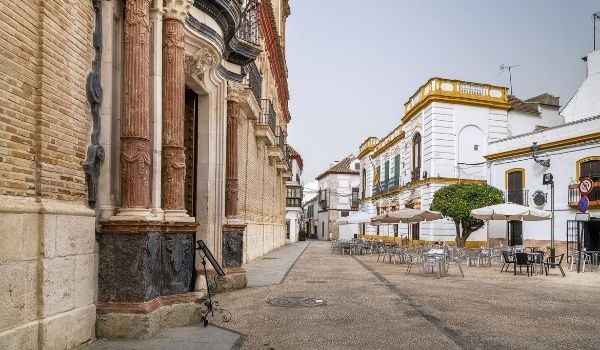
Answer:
[225,101,239,217]
[163,0,193,23]
[84,0,103,208]
[184,48,216,80]
[120,0,152,209]
[162,16,187,212]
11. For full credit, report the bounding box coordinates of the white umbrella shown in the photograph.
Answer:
[347,211,374,224]
[470,203,551,221]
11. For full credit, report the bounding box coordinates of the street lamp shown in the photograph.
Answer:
[530,142,550,167]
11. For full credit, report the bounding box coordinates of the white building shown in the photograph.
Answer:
[315,155,361,240]
[486,49,600,255]
[285,145,304,242]
[303,193,319,239]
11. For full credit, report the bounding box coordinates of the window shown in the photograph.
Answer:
[286,220,290,239]
[473,144,479,151]
[384,161,390,183]
[341,211,349,217]
[394,155,400,181]
[393,224,399,237]
[318,189,329,210]
[286,187,302,207]
[580,158,600,180]
[412,133,422,182]
[351,187,359,209]
[505,169,525,205]
[354,162,360,170]
[321,222,324,238]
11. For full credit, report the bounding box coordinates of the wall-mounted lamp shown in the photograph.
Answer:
[530,142,550,167]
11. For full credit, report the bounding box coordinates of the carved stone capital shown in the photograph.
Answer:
[163,0,193,22]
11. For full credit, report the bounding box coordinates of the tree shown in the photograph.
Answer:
[430,182,504,247]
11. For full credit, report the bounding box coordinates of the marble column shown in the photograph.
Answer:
[162,0,193,219]
[119,0,152,215]
[225,101,239,218]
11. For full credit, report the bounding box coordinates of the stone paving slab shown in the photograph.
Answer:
[245,241,309,287]
[85,324,242,350]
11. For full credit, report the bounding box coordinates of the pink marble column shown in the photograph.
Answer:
[225,101,239,218]
[162,0,193,216]
[120,0,152,209]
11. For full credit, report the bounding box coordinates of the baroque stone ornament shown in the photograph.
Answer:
[84,0,104,208]
[120,0,152,209]
[163,0,193,23]
[225,101,239,217]
[184,47,216,80]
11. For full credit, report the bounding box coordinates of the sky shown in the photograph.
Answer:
[285,0,600,183]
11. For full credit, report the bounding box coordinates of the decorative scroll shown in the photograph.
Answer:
[84,0,104,208]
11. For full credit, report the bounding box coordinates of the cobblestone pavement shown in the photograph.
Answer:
[214,241,600,350]
[245,241,309,287]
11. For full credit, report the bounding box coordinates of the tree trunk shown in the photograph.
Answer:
[454,220,464,247]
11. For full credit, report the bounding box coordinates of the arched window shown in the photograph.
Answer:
[411,133,422,182]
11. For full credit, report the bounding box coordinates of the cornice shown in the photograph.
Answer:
[485,132,600,161]
[368,177,487,200]
[371,131,405,158]
[185,15,225,52]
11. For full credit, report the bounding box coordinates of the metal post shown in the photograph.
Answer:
[577,222,582,273]
[550,181,555,265]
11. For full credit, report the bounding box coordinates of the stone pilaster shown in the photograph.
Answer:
[119,0,152,216]
[225,101,239,218]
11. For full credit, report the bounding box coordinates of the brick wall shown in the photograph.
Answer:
[0,1,93,201]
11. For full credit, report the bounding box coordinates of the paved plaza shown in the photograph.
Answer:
[213,241,600,350]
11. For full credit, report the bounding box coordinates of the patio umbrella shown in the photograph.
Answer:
[470,203,551,221]
[347,211,374,224]
[470,202,551,249]
[389,208,444,223]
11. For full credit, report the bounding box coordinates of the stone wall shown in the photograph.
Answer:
[0,1,97,349]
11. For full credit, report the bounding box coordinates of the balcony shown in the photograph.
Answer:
[372,184,380,196]
[504,190,529,206]
[411,168,421,182]
[286,197,302,208]
[255,99,277,146]
[236,0,261,46]
[247,62,262,103]
[569,182,600,208]
[380,180,388,193]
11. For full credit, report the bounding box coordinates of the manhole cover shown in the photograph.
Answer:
[305,281,327,284]
[266,296,327,308]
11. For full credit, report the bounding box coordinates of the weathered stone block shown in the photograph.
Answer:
[0,322,39,350]
[222,230,243,268]
[73,254,96,308]
[41,313,68,350]
[0,213,24,263]
[67,305,95,349]
[22,213,40,260]
[98,232,161,303]
[0,263,28,333]
[42,257,74,317]
[55,215,95,257]
[96,310,160,340]
[42,215,57,259]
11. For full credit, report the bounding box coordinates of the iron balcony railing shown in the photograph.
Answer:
[236,0,261,45]
[278,129,287,157]
[260,99,277,136]
[504,190,529,206]
[411,168,421,182]
[569,181,600,207]
[380,180,388,193]
[388,176,399,190]
[372,184,380,196]
[247,62,262,102]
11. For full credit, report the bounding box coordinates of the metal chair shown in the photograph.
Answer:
[544,253,566,277]
[514,252,533,277]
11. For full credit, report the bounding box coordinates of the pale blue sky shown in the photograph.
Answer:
[285,0,600,182]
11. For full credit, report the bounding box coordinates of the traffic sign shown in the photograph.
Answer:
[579,178,593,195]
[578,196,589,213]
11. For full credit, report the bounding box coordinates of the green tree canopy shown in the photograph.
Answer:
[430,182,504,247]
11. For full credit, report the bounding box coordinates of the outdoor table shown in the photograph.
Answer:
[426,250,447,277]
[526,252,544,275]
[526,246,540,253]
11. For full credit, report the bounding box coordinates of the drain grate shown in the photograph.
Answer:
[305,280,327,284]
[263,257,279,260]
[266,296,326,308]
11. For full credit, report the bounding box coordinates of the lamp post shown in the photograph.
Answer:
[531,141,554,262]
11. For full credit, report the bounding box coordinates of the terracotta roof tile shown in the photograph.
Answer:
[508,95,539,114]
[525,93,560,107]
[316,154,359,180]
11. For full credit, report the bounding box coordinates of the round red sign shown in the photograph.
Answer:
[579,178,594,195]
